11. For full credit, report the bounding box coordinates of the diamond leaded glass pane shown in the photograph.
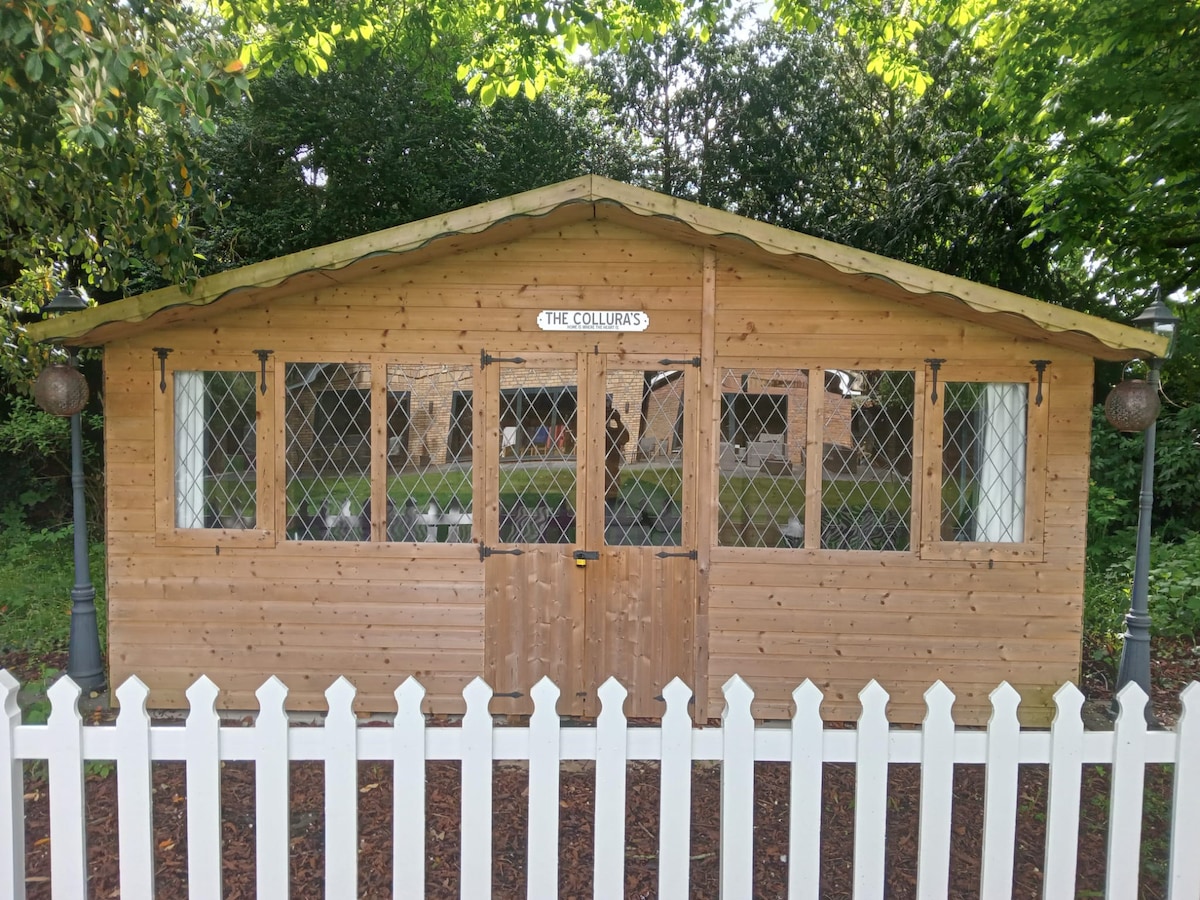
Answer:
[498,367,577,544]
[718,368,807,548]
[385,364,473,542]
[285,363,372,541]
[604,368,684,547]
[941,382,1027,542]
[821,370,913,551]
[174,371,257,529]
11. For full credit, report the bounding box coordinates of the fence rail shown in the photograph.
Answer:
[2,670,1198,899]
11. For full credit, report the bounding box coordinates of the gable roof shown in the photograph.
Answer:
[27,175,1164,360]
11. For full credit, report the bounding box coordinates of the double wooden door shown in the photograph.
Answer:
[483,352,697,716]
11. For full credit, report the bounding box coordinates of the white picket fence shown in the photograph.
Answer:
[2,671,1198,900]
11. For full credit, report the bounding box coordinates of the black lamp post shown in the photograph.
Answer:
[1105,293,1179,721]
[32,280,106,692]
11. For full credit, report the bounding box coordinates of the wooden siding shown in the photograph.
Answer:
[102,219,1092,723]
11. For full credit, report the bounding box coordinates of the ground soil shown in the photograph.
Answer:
[3,638,1197,899]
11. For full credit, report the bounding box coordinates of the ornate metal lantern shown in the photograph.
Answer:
[1104,378,1160,433]
[33,363,89,417]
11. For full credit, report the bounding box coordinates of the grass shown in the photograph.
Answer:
[0,522,105,654]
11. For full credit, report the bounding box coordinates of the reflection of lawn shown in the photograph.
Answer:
[719,473,912,525]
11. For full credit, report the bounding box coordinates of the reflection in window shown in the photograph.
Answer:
[941,383,1027,542]
[174,371,257,529]
[718,369,808,547]
[284,363,372,541]
[498,368,577,544]
[604,368,685,547]
[385,364,474,542]
[821,370,913,551]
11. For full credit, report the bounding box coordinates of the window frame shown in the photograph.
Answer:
[154,354,276,548]
[917,363,1048,562]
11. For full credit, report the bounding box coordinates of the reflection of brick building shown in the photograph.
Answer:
[717,369,853,466]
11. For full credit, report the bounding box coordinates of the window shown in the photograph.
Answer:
[919,369,1046,561]
[820,370,914,551]
[173,370,258,529]
[285,363,372,541]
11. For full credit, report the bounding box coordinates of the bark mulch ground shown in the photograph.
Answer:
[4,638,1197,899]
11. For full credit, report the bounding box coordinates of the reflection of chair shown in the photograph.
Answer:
[501,427,518,456]
[746,433,786,467]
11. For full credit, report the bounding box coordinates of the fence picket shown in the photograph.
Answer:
[593,678,629,900]
[325,677,359,897]
[393,677,427,900]
[788,680,823,900]
[255,677,290,900]
[528,677,561,899]
[461,677,494,899]
[916,681,955,900]
[46,677,86,900]
[115,677,155,900]
[1169,682,1200,898]
[1042,683,1084,900]
[980,682,1021,900]
[721,675,756,897]
[1106,683,1149,900]
[1,670,24,900]
[185,675,223,900]
[854,680,890,900]
[659,677,694,900]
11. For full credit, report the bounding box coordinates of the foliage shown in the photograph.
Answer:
[1088,403,1200,550]
[193,57,637,272]
[1085,530,1200,639]
[592,15,1083,304]
[0,395,103,531]
[0,0,251,294]
[0,522,106,655]
[212,0,729,102]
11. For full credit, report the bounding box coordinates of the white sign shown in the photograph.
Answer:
[537,310,650,332]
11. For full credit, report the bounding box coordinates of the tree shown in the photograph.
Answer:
[194,57,638,272]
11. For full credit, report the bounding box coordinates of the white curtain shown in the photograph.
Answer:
[175,371,207,528]
[974,383,1026,542]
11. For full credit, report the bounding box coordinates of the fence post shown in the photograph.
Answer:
[325,677,359,896]
[0,670,24,900]
[1106,682,1148,900]
[1042,683,1084,900]
[185,675,223,900]
[721,675,755,898]
[916,681,955,900]
[46,676,87,900]
[788,680,823,900]
[1169,682,1200,896]
[980,682,1021,900]
[659,677,693,900]
[854,680,890,900]
[461,677,494,899]
[527,677,561,899]
[255,676,290,900]
[593,678,629,900]
[115,676,155,899]
[393,677,427,900]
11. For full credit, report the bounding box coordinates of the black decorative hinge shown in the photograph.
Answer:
[658,357,701,368]
[1031,360,1050,406]
[479,544,525,562]
[152,347,173,393]
[481,350,526,368]
[925,358,946,404]
[254,349,273,395]
[656,549,698,560]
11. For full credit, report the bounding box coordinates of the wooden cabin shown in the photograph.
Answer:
[29,177,1165,725]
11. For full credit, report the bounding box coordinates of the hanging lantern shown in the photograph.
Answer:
[1104,379,1160,433]
[33,364,89,417]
